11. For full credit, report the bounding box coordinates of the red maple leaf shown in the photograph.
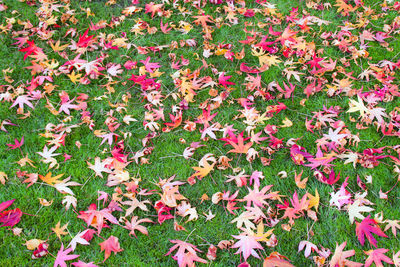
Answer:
[276,81,295,99]
[355,215,387,248]
[99,236,123,262]
[144,2,163,18]
[306,54,324,70]
[218,72,236,88]
[19,40,43,60]
[6,136,24,150]
[160,20,172,34]
[77,29,95,48]
[222,131,253,154]
[139,57,161,73]
[164,111,182,129]
[54,243,79,267]
[194,106,218,127]
[0,199,23,228]
[77,204,119,234]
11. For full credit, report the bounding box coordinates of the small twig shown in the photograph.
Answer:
[184,228,197,242]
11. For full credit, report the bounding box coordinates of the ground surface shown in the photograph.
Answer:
[0,0,400,266]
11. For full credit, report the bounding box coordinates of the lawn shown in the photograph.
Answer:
[1,0,400,266]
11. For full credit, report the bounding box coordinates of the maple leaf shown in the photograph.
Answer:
[393,250,400,267]
[364,248,393,267]
[347,199,374,224]
[0,120,17,133]
[249,171,264,187]
[122,198,151,217]
[203,210,215,221]
[99,236,123,262]
[19,40,42,60]
[355,215,387,248]
[62,195,77,211]
[123,216,153,237]
[277,81,295,99]
[71,261,98,267]
[193,14,213,28]
[0,208,22,228]
[347,95,369,117]
[263,254,294,267]
[231,233,264,261]
[276,26,298,45]
[191,160,215,180]
[54,243,79,267]
[50,40,68,52]
[58,99,79,115]
[329,241,362,267]
[231,211,256,230]
[306,54,324,70]
[225,132,253,154]
[294,170,308,189]
[53,176,81,195]
[259,54,281,67]
[37,145,61,160]
[160,20,172,34]
[176,201,198,222]
[52,221,69,239]
[165,240,207,267]
[10,95,34,110]
[67,71,82,84]
[307,189,320,211]
[144,2,163,18]
[384,219,400,237]
[254,222,274,242]
[87,157,112,178]
[107,64,123,77]
[243,185,274,208]
[77,204,119,234]
[139,57,161,73]
[323,127,347,144]
[0,199,24,228]
[68,230,90,251]
[298,241,318,258]
[195,107,218,127]
[0,172,7,185]
[218,72,236,88]
[164,111,182,129]
[337,152,358,168]
[225,170,249,187]
[305,147,336,169]
[6,136,24,150]
[39,172,64,185]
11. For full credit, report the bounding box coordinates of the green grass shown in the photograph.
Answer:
[0,0,400,266]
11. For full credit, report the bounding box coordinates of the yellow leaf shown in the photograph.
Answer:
[0,172,7,185]
[39,172,64,185]
[38,198,53,207]
[17,155,36,168]
[258,55,281,67]
[52,221,69,239]
[67,71,82,84]
[255,222,274,242]
[50,40,68,52]
[294,170,308,189]
[307,189,320,211]
[25,239,45,250]
[191,161,215,179]
[280,117,293,128]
